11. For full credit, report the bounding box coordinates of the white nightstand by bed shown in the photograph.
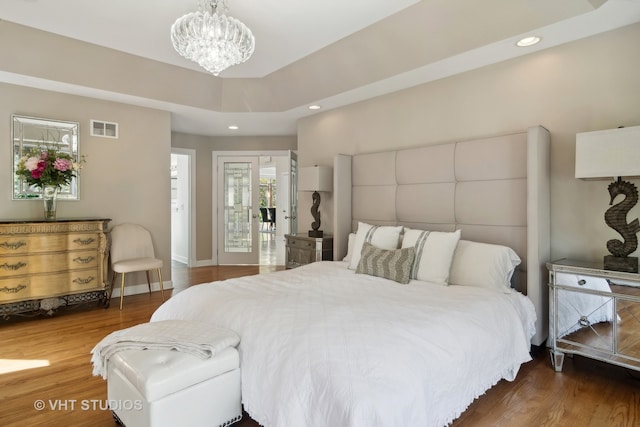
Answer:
[547,259,640,372]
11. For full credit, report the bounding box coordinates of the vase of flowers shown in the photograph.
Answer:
[15,148,83,220]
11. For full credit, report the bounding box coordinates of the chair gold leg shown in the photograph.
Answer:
[109,271,117,306]
[157,268,165,301]
[120,272,126,310]
[145,271,152,294]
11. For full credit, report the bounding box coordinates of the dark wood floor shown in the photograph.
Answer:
[1,264,639,427]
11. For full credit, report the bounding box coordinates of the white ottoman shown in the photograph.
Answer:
[107,347,242,427]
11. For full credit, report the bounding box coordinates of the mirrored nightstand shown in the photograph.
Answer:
[547,259,640,372]
[285,234,333,269]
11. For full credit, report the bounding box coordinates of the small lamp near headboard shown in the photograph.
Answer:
[299,165,333,237]
[575,125,640,272]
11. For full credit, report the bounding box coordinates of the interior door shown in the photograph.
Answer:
[217,156,260,264]
[275,151,298,265]
[284,150,298,234]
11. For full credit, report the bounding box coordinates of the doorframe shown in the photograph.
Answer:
[212,150,292,266]
[171,147,196,267]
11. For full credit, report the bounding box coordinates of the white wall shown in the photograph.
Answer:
[297,23,640,263]
[0,83,172,291]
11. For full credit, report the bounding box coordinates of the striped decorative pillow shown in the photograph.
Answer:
[355,242,416,284]
[348,222,403,270]
[401,229,461,286]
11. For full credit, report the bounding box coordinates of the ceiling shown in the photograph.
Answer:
[1,0,640,136]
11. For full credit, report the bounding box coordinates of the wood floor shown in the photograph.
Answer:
[1,264,639,427]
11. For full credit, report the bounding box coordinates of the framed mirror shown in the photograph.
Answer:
[12,115,80,200]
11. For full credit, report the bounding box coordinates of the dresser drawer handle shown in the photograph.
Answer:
[73,256,95,264]
[0,241,27,250]
[73,276,95,285]
[0,261,27,271]
[73,237,95,245]
[578,279,586,286]
[0,284,27,294]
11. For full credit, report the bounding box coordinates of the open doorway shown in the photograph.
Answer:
[170,148,195,267]
[259,157,277,265]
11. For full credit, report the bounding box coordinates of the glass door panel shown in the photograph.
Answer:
[288,150,298,234]
[217,157,259,264]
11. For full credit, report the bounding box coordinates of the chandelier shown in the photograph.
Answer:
[171,0,255,76]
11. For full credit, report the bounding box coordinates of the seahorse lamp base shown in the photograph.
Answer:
[604,255,638,273]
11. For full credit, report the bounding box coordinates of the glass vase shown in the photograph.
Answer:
[43,185,58,220]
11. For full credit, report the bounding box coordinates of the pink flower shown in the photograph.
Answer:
[54,158,72,172]
[31,168,43,179]
[24,156,40,171]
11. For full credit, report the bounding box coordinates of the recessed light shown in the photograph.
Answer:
[516,36,541,47]
[308,105,321,110]
[228,125,239,130]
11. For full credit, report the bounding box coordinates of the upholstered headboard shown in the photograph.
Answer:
[333,126,550,346]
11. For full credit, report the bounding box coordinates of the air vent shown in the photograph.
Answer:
[90,120,118,138]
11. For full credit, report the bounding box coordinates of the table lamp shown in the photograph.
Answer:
[298,165,333,237]
[575,125,640,272]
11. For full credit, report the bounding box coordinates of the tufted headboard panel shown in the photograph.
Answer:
[333,126,550,346]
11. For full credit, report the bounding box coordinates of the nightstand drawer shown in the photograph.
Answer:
[286,237,315,250]
[555,272,609,289]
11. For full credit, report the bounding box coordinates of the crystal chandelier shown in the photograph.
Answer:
[171,0,255,76]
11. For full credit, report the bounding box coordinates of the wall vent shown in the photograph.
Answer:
[90,120,118,138]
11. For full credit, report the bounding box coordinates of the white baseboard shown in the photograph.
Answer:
[171,254,188,264]
[193,259,215,267]
[109,280,173,298]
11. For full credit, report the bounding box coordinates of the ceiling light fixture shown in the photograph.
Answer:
[171,0,255,76]
[308,105,322,110]
[228,125,239,130]
[516,36,541,47]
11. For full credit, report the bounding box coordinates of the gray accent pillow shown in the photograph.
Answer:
[355,242,416,284]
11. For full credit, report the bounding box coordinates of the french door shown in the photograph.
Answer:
[217,156,260,264]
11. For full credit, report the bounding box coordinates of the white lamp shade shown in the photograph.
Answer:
[298,166,333,192]
[575,125,640,179]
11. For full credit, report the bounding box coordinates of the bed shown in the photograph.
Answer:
[151,126,551,426]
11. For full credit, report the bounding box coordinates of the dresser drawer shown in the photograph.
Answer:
[0,268,103,303]
[0,233,99,255]
[0,250,99,278]
[0,276,31,303]
[30,270,104,297]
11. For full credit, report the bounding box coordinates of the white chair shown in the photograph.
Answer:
[109,223,165,310]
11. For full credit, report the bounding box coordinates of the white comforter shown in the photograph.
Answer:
[151,261,536,427]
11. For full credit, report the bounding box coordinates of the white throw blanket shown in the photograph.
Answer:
[90,319,240,379]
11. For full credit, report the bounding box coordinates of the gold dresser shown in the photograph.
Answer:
[0,218,111,318]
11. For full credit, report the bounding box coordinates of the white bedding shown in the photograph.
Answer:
[151,261,536,427]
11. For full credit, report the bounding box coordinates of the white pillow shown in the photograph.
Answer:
[348,222,403,270]
[448,240,521,291]
[401,229,461,286]
[342,232,356,263]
